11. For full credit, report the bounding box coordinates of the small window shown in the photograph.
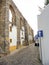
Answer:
[22,32,23,35]
[10,26,12,32]
[10,39,12,43]
[21,37,24,39]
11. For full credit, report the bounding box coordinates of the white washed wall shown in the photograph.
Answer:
[9,25,17,46]
[28,35,32,41]
[20,26,25,45]
[38,4,49,65]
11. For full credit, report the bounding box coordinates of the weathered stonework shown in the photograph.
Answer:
[0,0,34,53]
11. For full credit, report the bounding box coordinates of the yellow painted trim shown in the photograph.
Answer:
[9,46,16,52]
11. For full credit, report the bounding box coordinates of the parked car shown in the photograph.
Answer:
[35,39,39,47]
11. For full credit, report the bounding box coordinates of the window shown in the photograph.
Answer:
[10,26,12,32]
[21,37,24,39]
[10,39,12,43]
[22,32,23,35]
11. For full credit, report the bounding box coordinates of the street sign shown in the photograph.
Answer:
[38,30,43,37]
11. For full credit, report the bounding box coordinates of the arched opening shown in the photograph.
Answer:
[9,5,17,52]
[9,9,12,22]
[20,26,25,45]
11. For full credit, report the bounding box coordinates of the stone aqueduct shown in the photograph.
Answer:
[0,0,34,53]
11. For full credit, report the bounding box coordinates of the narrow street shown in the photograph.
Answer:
[0,44,42,65]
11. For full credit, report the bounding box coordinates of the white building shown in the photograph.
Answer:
[20,26,25,45]
[38,4,49,65]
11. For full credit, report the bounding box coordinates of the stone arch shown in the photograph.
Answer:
[8,4,17,52]
[20,17,25,45]
[9,5,16,25]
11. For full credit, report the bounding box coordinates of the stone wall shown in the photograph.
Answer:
[0,0,34,53]
[0,0,9,53]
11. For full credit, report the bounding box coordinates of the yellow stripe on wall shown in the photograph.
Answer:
[9,46,16,52]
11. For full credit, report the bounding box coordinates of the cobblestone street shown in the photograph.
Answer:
[0,44,42,65]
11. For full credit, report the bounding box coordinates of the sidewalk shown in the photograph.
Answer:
[0,43,42,65]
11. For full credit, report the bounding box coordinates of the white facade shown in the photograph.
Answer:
[20,26,25,45]
[38,4,49,65]
[28,35,33,41]
[9,24,17,47]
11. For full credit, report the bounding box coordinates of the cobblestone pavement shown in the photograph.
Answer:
[0,44,42,65]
